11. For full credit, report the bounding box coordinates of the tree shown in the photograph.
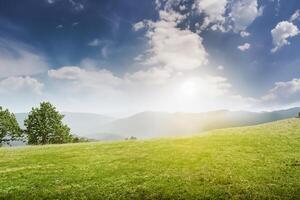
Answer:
[71,135,89,143]
[24,102,72,145]
[0,107,22,145]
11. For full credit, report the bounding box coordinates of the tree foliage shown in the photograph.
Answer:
[0,107,22,145]
[24,102,72,145]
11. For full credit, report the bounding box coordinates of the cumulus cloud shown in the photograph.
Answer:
[125,67,172,85]
[33,0,260,114]
[229,0,263,32]
[0,39,48,78]
[142,10,208,71]
[195,0,227,30]
[47,64,241,114]
[0,76,44,95]
[118,1,255,113]
[193,0,262,32]
[153,0,262,34]
[271,21,299,53]
[262,78,300,105]
[48,66,121,90]
[238,43,251,51]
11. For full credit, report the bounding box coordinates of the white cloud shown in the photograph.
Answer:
[0,39,48,78]
[229,0,263,32]
[38,1,259,114]
[143,10,208,71]
[262,78,300,105]
[290,9,300,22]
[238,43,251,51]
[154,0,262,34]
[48,66,121,90]
[0,76,43,95]
[195,0,227,30]
[133,21,145,31]
[271,21,299,53]
[47,64,241,114]
[193,0,262,32]
[210,23,229,33]
[240,31,250,37]
[125,67,172,85]
[159,10,185,22]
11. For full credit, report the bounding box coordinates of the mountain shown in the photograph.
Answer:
[14,107,300,141]
[96,107,300,139]
[15,112,119,140]
[61,112,114,138]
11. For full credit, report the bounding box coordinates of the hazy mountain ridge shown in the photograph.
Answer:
[15,107,300,140]
[15,112,119,141]
[96,108,300,139]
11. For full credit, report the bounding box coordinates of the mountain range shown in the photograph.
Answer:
[15,107,300,141]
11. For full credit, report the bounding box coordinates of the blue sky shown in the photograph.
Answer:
[0,0,300,116]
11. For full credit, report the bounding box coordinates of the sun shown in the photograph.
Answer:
[180,80,198,96]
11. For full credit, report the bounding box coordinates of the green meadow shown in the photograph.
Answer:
[1,119,300,199]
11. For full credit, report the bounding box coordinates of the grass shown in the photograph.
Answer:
[1,119,300,199]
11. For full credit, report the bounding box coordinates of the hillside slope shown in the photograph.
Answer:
[98,108,300,138]
[1,118,300,199]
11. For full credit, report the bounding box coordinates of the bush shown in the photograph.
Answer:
[71,135,90,143]
[125,136,137,140]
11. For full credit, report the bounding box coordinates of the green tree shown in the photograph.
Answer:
[0,107,22,145]
[24,102,72,145]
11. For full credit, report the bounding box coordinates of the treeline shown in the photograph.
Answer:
[0,102,88,146]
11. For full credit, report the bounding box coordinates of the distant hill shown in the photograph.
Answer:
[97,107,300,139]
[15,107,300,140]
[15,112,120,141]
[61,112,115,138]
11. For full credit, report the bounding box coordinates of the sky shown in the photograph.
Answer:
[0,0,300,116]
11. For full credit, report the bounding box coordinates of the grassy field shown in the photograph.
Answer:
[1,119,300,199]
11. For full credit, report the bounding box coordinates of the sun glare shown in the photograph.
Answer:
[180,80,198,96]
